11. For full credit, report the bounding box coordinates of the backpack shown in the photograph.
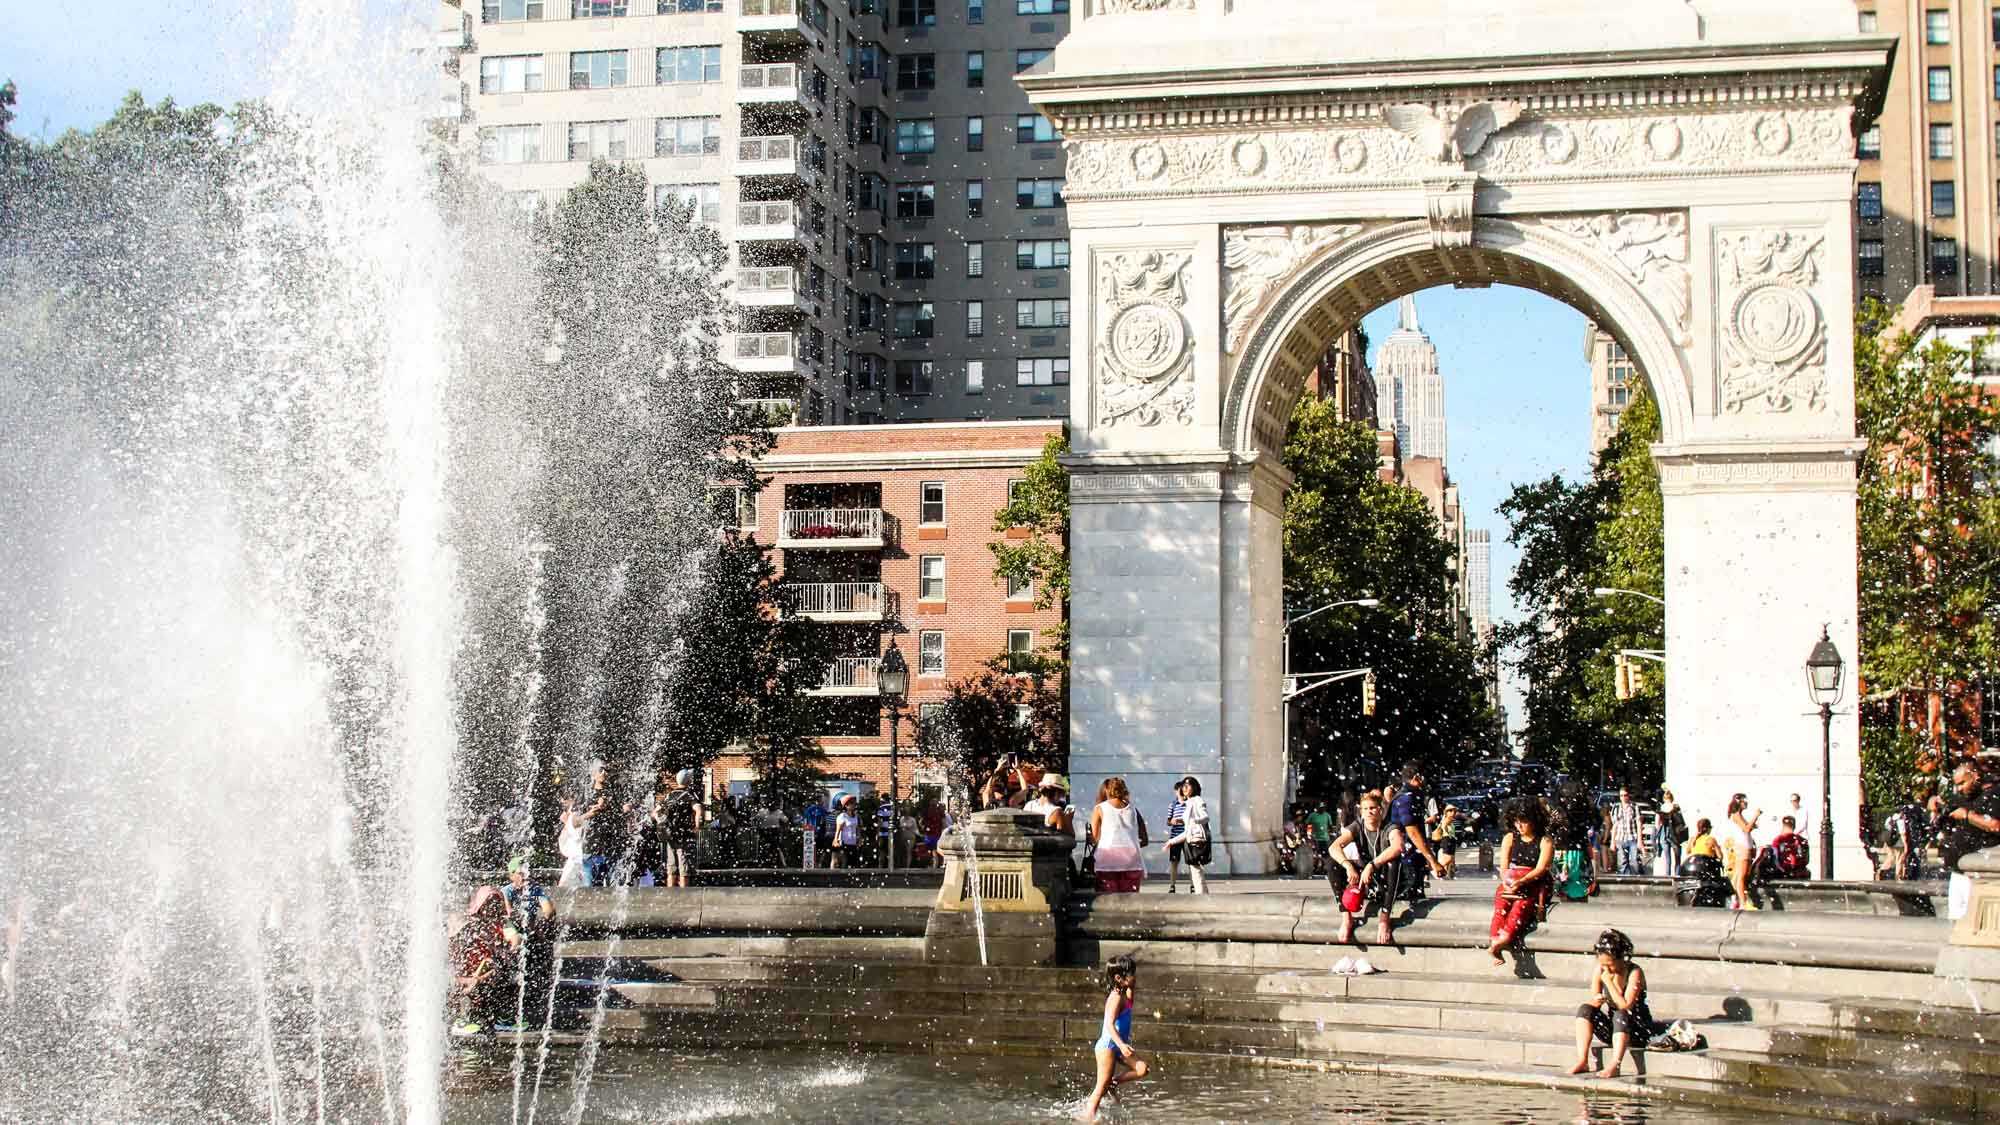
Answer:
[1768,834,1809,878]
[661,790,700,846]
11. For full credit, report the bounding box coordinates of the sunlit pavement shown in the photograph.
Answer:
[1162,870,1504,898]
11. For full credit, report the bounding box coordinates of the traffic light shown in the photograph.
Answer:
[1628,659,1645,696]
[1361,670,1377,717]
[1614,654,1632,700]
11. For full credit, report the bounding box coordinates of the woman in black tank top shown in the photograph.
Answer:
[1486,798,1554,967]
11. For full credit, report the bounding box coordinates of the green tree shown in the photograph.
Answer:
[1855,301,2000,768]
[1495,382,1666,787]
[989,430,1070,656]
[1282,397,1499,789]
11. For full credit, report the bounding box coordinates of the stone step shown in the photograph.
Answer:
[1765,1024,2000,1078]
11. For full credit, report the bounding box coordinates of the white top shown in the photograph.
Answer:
[1167,795,1210,846]
[1093,801,1144,872]
[1786,806,1811,839]
[1722,820,1755,868]
[835,812,860,847]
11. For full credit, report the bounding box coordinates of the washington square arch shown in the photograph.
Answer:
[1017,1,1895,877]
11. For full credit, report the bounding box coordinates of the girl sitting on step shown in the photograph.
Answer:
[1079,955,1148,1120]
[1485,797,1554,966]
[1568,928,1659,1079]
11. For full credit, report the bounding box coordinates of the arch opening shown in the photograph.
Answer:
[1226,220,1695,466]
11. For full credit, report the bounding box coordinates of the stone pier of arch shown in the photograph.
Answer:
[1020,1,1894,876]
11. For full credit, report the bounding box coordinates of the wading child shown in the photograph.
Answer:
[1568,928,1657,1078]
[1079,955,1149,1120]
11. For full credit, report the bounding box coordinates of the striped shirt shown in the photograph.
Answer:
[1610,802,1642,844]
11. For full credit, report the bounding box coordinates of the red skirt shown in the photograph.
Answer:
[1489,866,1550,944]
[1094,869,1144,894]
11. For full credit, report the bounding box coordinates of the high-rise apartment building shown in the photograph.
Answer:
[1373,295,1447,462]
[1466,528,1492,642]
[1583,323,1637,455]
[1851,3,2000,300]
[443,0,1069,427]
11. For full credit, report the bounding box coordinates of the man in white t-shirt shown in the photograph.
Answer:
[1784,793,1810,843]
[831,795,861,869]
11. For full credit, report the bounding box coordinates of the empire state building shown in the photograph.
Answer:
[1373,295,1447,463]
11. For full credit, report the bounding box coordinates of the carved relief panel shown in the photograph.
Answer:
[1093,248,1198,429]
[1711,227,1829,415]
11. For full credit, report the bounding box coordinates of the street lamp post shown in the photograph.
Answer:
[878,639,910,871]
[1592,586,1666,607]
[1804,626,1844,881]
[1283,597,1382,801]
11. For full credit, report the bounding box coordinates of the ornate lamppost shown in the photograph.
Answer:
[1805,626,1845,881]
[878,638,910,870]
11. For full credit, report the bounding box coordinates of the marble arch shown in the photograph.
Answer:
[1020,0,1895,876]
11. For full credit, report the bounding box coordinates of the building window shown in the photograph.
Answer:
[660,0,724,12]
[894,242,937,279]
[1931,123,1954,159]
[1016,239,1070,269]
[967,51,985,87]
[969,0,983,24]
[967,178,985,215]
[1016,357,1070,386]
[478,125,543,164]
[1007,478,1026,503]
[573,0,628,15]
[967,359,985,394]
[1933,235,1960,277]
[1858,238,1885,277]
[567,121,627,161]
[967,300,984,336]
[479,55,545,93]
[569,50,628,89]
[897,53,936,90]
[893,302,936,338]
[655,117,720,157]
[656,182,721,224]
[898,0,936,27]
[920,481,946,524]
[711,486,755,529]
[967,240,984,277]
[1016,178,1064,209]
[1857,125,1881,159]
[1983,677,2000,749]
[1930,66,1953,102]
[919,558,946,602]
[1007,628,1033,657]
[1016,48,1052,73]
[896,359,935,394]
[1933,180,1957,217]
[1926,9,1951,44]
[1858,10,1877,33]
[895,181,936,218]
[657,46,722,84]
[919,630,945,675]
[1857,182,1883,223]
[483,0,546,20]
[967,116,985,152]
[895,119,937,154]
[1006,573,1031,600]
[1016,0,1066,12]
[1015,113,1058,143]
[1015,298,1069,327]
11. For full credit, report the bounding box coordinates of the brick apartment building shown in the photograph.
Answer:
[709,419,1063,799]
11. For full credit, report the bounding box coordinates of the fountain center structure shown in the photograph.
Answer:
[1021,0,1894,875]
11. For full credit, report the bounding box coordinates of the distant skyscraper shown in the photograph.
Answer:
[1466,528,1492,638]
[1373,295,1447,462]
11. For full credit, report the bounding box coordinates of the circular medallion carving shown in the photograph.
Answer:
[1332,134,1368,173]
[1541,124,1577,164]
[1231,137,1268,176]
[1131,141,1168,181]
[1645,120,1682,160]
[1107,302,1187,382]
[1728,283,1818,365]
[1753,115,1792,156]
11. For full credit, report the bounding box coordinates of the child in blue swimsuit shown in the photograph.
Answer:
[1081,955,1149,1120]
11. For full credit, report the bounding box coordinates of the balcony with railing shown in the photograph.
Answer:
[726,332,799,375]
[733,135,800,180]
[736,63,809,109]
[778,507,886,550]
[783,581,888,622]
[734,267,807,312]
[736,0,810,40]
[732,201,799,243]
[738,397,798,427]
[808,655,881,696]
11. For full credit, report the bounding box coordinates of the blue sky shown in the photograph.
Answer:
[1361,288,1595,731]
[11,6,1592,732]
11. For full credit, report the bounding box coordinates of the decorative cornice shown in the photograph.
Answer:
[1653,440,1864,495]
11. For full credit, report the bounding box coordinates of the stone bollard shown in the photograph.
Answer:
[924,809,1073,965]
[1934,845,2000,1009]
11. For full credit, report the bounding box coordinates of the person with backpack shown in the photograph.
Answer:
[1159,776,1211,894]
[1762,815,1810,880]
[652,769,703,888]
[1656,789,1688,878]
[1886,781,1935,881]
